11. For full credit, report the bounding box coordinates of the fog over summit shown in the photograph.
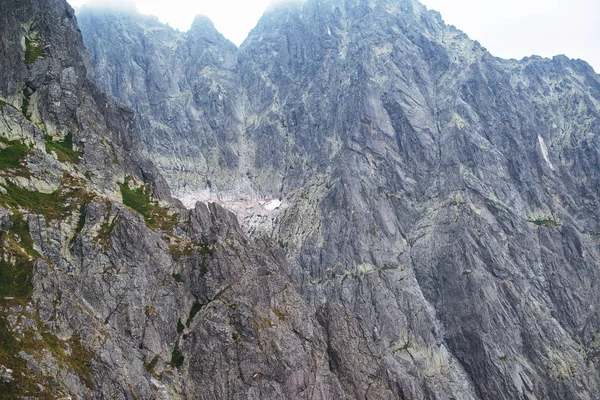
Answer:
[68,0,599,72]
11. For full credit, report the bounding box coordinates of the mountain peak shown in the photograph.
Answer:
[190,14,216,31]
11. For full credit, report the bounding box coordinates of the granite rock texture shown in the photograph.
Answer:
[0,0,343,398]
[1,0,599,399]
[80,0,600,398]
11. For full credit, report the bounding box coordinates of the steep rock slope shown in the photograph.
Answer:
[0,0,343,398]
[82,0,600,399]
[77,9,251,203]
[240,1,600,398]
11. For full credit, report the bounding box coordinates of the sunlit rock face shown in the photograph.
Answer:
[63,0,600,398]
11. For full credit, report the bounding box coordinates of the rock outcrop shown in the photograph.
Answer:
[77,9,250,204]
[79,0,600,398]
[2,0,600,398]
[0,0,344,398]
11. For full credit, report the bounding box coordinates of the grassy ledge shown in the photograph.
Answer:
[0,213,37,303]
[531,218,561,227]
[45,133,81,163]
[0,139,29,170]
[23,36,45,65]
[119,178,178,231]
[170,343,184,368]
[0,182,64,220]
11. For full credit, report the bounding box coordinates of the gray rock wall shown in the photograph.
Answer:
[0,0,344,398]
[1,0,598,398]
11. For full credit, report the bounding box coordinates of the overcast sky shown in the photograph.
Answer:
[67,0,599,73]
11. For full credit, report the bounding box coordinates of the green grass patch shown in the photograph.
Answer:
[177,318,184,334]
[70,206,88,245]
[170,343,184,368]
[119,179,178,231]
[0,182,64,220]
[186,302,201,327]
[20,91,30,119]
[44,133,81,163]
[0,313,94,398]
[0,213,36,302]
[120,183,151,221]
[41,332,67,359]
[531,219,560,227]
[273,306,288,321]
[69,333,94,388]
[169,243,194,261]
[23,37,45,65]
[35,331,94,389]
[0,259,33,301]
[8,213,36,256]
[95,214,118,250]
[144,355,160,373]
[231,332,241,345]
[0,140,29,170]
[169,241,212,262]
[0,316,27,397]
[0,316,58,397]
[0,177,92,222]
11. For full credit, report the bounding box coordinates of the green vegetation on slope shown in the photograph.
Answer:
[120,183,151,221]
[0,140,29,170]
[0,316,94,398]
[0,213,37,302]
[119,179,177,231]
[0,177,94,222]
[0,316,30,398]
[45,133,81,163]
[531,218,561,227]
[0,183,65,220]
[170,343,184,368]
[0,258,33,301]
[186,302,201,327]
[20,91,30,119]
[23,37,45,64]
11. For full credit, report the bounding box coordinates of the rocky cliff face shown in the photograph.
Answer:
[238,2,600,398]
[79,0,600,399]
[3,0,600,398]
[77,9,251,205]
[0,0,344,398]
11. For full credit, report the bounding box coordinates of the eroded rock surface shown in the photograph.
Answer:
[1,0,600,399]
[0,0,344,398]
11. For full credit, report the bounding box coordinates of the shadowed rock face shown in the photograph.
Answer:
[77,10,248,203]
[2,0,599,398]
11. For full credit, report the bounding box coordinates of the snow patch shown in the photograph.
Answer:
[175,190,283,213]
[262,199,281,211]
[178,191,212,209]
[538,135,555,171]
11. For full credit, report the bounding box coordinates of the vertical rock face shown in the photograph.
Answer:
[0,0,170,200]
[246,2,600,398]
[0,0,344,398]
[3,0,600,398]
[77,10,250,203]
[235,2,600,398]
